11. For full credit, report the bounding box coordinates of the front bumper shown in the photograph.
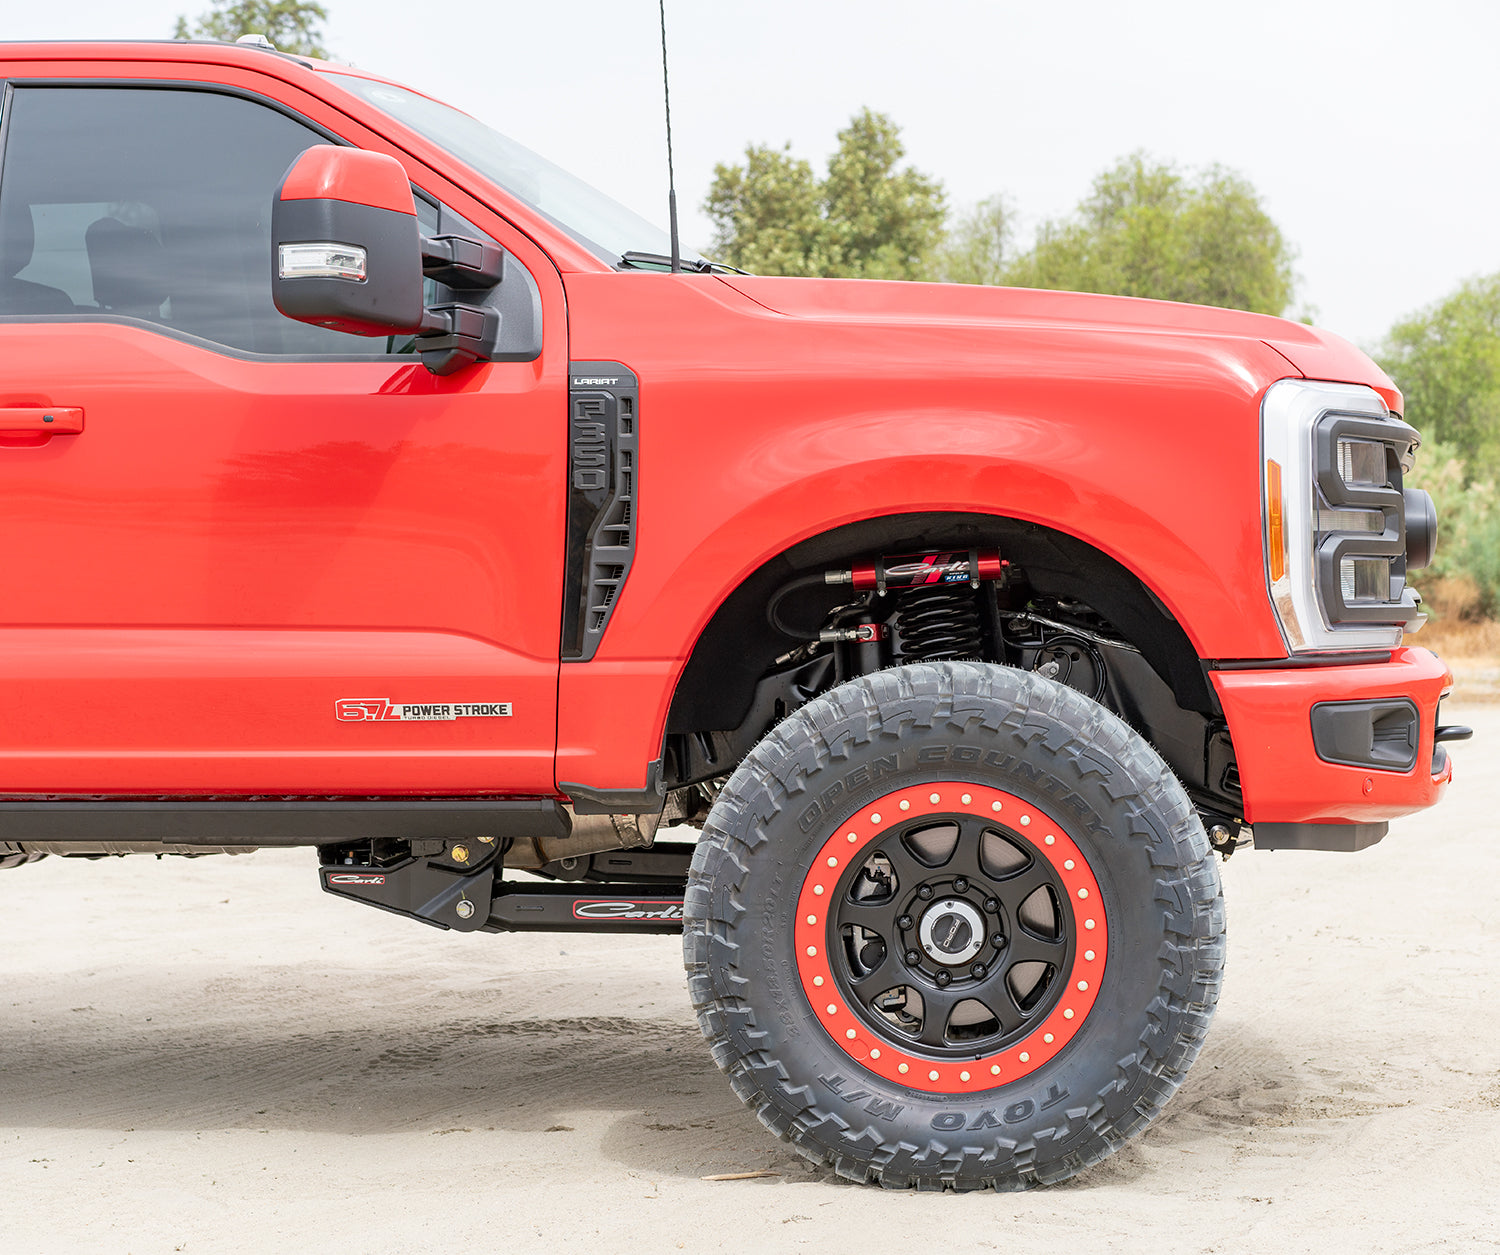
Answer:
[1211,646,1453,825]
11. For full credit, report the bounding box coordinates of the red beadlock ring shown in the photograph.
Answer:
[793,781,1108,1093]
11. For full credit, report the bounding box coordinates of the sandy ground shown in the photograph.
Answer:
[1,705,1496,1255]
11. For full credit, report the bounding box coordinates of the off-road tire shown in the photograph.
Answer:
[683,661,1224,1189]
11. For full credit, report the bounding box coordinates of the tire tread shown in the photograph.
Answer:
[683,662,1224,1190]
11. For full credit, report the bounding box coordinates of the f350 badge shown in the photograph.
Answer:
[336,699,512,722]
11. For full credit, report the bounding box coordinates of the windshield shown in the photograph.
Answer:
[326,72,685,266]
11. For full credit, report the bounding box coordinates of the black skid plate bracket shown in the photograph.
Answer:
[320,837,501,932]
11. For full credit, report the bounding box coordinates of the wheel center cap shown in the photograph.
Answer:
[918,898,985,965]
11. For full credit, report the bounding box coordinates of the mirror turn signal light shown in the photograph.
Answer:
[278,242,368,282]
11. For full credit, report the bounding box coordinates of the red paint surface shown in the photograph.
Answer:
[0,323,565,792]
[0,406,84,437]
[1212,647,1453,823]
[0,42,1449,839]
[278,144,415,216]
[557,271,1316,785]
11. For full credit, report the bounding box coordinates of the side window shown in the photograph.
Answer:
[0,86,402,356]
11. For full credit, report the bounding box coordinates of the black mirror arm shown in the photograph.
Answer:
[421,234,504,289]
[416,302,502,376]
[413,234,505,373]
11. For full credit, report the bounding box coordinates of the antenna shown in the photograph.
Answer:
[658,0,681,273]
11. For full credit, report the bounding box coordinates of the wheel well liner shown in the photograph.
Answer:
[666,512,1214,736]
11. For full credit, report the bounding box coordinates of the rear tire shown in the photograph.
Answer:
[683,661,1224,1189]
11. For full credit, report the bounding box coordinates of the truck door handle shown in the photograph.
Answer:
[0,407,85,435]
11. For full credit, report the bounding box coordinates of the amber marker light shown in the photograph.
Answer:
[1266,458,1286,582]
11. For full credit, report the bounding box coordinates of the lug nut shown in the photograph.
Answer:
[935,970,952,987]
[970,962,986,978]
[898,914,913,930]
[990,932,1005,947]
[984,897,999,912]
[954,877,968,892]
[905,950,921,965]
[918,885,934,900]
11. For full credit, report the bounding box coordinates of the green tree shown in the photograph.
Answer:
[1377,275,1500,473]
[933,194,1014,286]
[1404,441,1500,618]
[173,0,331,59]
[1375,279,1500,621]
[1000,152,1296,315]
[706,108,946,279]
[704,145,828,277]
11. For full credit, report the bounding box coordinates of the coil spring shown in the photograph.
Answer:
[894,585,983,660]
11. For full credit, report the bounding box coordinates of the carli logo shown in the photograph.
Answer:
[572,899,685,922]
[336,699,512,722]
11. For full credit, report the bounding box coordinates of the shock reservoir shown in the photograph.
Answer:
[826,549,1007,594]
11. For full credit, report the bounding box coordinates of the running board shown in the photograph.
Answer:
[0,798,567,847]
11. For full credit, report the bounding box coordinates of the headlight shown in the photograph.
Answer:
[1261,379,1429,652]
[1336,437,1387,487]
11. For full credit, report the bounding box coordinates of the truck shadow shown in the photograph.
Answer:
[0,963,1295,1186]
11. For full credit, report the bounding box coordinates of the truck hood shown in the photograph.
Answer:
[716,275,1402,413]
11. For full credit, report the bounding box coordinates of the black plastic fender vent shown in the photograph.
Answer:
[563,362,639,660]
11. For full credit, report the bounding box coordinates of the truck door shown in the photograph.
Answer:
[0,83,567,795]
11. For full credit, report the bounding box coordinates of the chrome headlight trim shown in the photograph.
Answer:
[1261,379,1417,653]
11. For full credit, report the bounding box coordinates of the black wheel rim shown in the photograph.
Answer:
[826,807,1077,1059]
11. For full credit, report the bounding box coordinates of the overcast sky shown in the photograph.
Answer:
[9,0,1500,348]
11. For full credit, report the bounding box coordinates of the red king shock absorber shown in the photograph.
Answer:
[824,548,1007,594]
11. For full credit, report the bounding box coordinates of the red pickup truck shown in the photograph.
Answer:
[0,39,1460,1189]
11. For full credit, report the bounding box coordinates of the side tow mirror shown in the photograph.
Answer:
[271,145,505,374]
[272,145,425,337]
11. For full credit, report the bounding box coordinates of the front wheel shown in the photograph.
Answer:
[683,661,1224,1189]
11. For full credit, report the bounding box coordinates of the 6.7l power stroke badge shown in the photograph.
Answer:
[335,699,512,722]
